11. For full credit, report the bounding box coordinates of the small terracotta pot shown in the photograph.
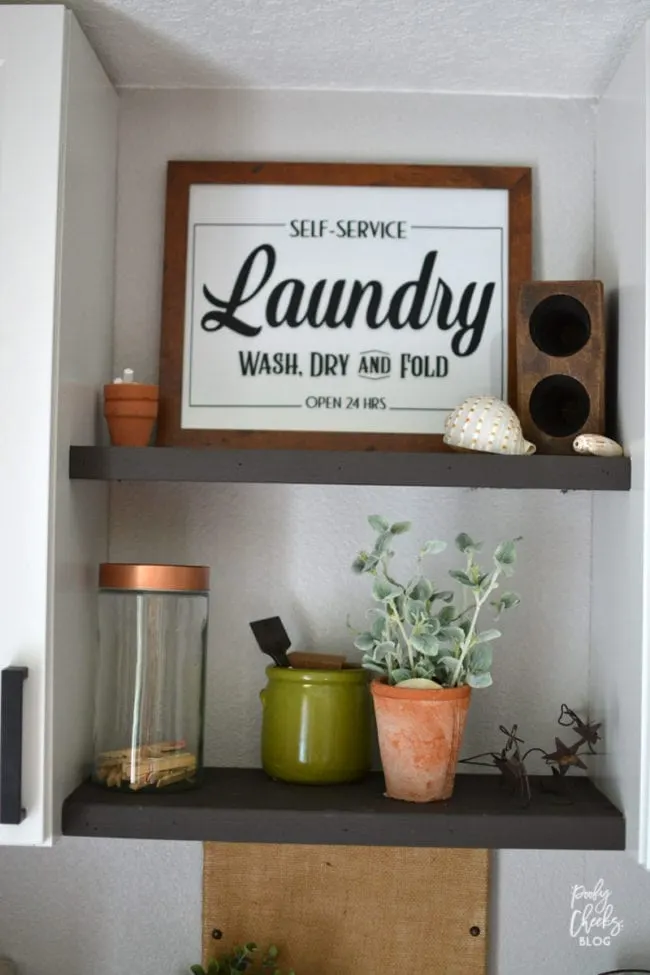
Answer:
[370,680,471,802]
[103,383,159,447]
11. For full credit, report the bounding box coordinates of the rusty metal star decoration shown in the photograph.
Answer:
[558,703,603,753]
[543,737,589,776]
[459,704,602,806]
[461,723,534,806]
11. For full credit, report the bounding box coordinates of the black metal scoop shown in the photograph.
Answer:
[249,616,291,668]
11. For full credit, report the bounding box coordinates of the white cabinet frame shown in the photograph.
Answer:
[594,22,650,868]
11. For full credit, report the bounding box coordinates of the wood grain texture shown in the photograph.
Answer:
[157,161,532,450]
[516,280,605,454]
[202,843,488,975]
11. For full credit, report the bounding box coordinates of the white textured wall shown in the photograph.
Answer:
[0,840,202,975]
[113,89,596,381]
[3,841,650,974]
[4,88,650,975]
[110,483,593,769]
[493,849,650,972]
[65,0,650,96]
[109,87,600,768]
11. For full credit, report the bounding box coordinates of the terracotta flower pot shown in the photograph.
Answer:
[370,680,471,802]
[103,383,159,446]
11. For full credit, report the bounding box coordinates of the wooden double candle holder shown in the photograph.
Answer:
[516,281,606,454]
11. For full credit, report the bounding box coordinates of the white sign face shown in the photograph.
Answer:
[181,183,508,435]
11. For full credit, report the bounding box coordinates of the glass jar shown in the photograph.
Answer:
[93,564,209,792]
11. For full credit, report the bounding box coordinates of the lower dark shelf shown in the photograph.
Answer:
[61,768,625,849]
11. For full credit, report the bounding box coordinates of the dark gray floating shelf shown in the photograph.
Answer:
[69,447,631,491]
[61,768,625,849]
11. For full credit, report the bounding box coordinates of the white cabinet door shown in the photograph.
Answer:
[0,6,116,846]
[0,5,68,845]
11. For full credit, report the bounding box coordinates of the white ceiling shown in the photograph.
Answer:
[61,0,650,95]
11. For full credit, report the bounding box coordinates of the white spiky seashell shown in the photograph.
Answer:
[443,396,536,455]
[573,434,623,457]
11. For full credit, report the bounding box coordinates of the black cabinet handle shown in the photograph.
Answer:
[0,667,28,825]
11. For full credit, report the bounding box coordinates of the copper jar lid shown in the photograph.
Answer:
[99,564,209,593]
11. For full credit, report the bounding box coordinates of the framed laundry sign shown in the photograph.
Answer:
[158,162,531,450]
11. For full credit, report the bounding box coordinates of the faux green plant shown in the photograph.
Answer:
[191,943,294,975]
[351,516,521,688]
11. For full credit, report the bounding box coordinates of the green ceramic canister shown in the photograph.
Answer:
[260,665,371,784]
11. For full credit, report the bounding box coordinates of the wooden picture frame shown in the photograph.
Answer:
[158,161,532,451]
